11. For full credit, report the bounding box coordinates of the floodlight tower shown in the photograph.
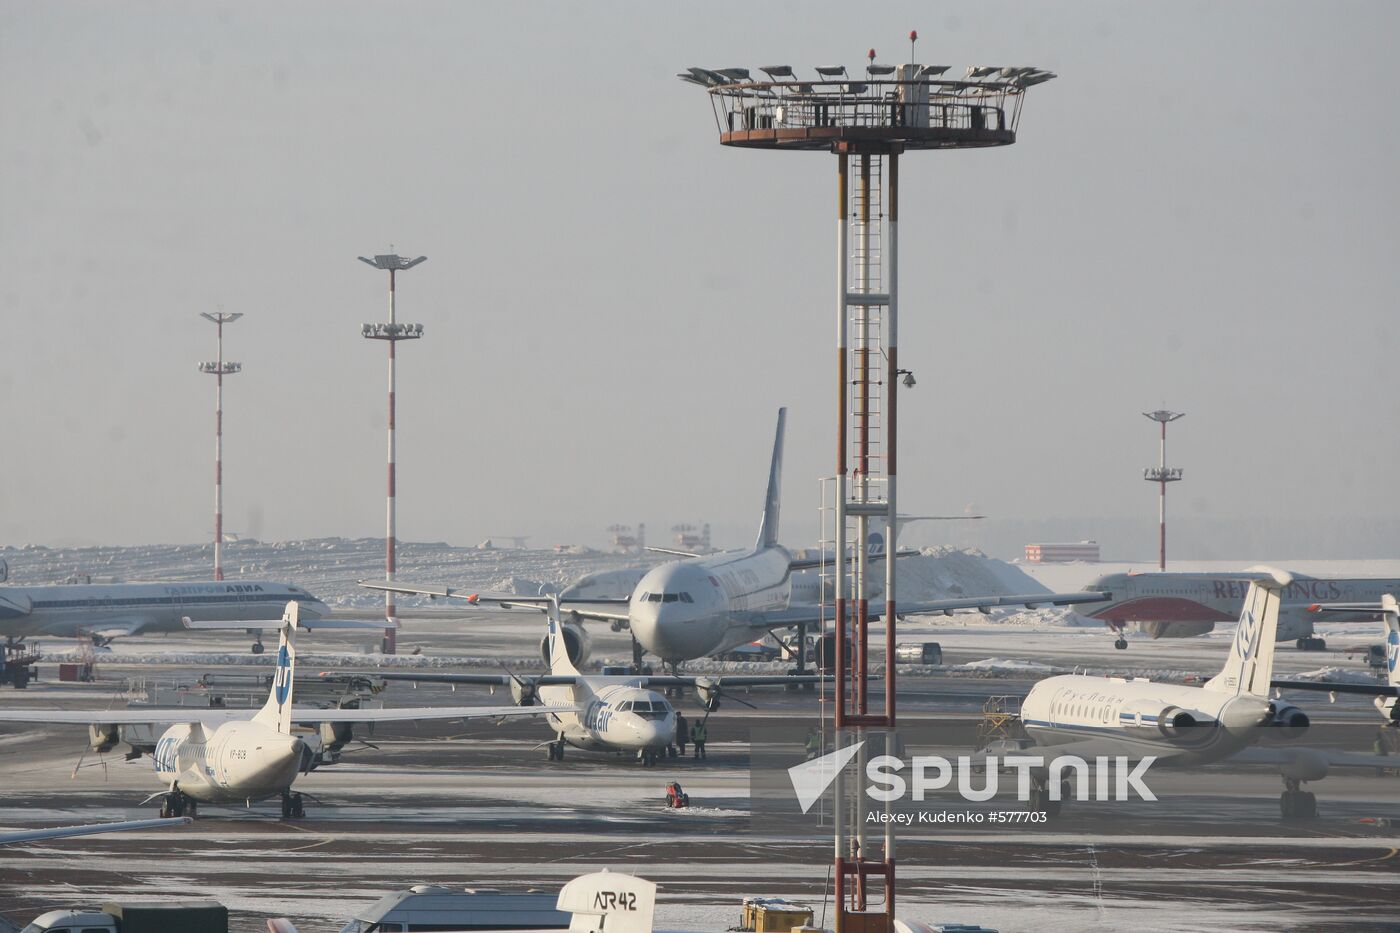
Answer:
[197,312,243,581]
[1142,409,1185,571]
[359,252,427,655]
[683,42,1055,932]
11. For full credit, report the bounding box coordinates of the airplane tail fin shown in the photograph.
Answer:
[252,601,298,734]
[755,408,786,550]
[1205,567,1291,696]
[545,597,581,677]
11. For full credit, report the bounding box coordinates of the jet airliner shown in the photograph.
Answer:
[364,409,1109,670]
[0,573,331,653]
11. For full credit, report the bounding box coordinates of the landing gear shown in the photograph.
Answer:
[639,749,659,767]
[1027,776,1065,818]
[251,634,265,655]
[1295,636,1327,652]
[1280,778,1317,820]
[1114,636,1128,650]
[631,636,645,675]
[280,791,306,820]
[547,740,566,761]
[158,791,196,819]
[787,623,816,691]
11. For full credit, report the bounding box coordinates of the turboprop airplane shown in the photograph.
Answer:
[363,409,1109,672]
[1017,567,1317,815]
[1271,594,1399,724]
[0,602,573,819]
[0,565,331,653]
[1077,570,1399,650]
[340,598,824,765]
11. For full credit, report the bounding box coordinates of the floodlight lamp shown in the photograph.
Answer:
[760,65,795,80]
[966,66,999,79]
[919,65,950,77]
[815,66,847,77]
[895,368,916,389]
[362,324,374,336]
[716,67,751,82]
[867,64,895,76]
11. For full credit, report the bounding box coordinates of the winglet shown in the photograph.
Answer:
[755,408,786,550]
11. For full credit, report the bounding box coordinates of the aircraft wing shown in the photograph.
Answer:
[305,703,578,723]
[637,673,827,688]
[340,672,584,688]
[182,617,395,631]
[357,581,632,624]
[1229,745,1399,771]
[787,549,921,572]
[732,591,1112,630]
[81,620,149,639]
[1272,679,1398,697]
[0,817,191,845]
[0,704,576,726]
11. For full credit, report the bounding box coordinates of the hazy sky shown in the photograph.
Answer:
[1,1,1396,556]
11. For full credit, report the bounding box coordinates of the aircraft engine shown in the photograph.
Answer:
[540,621,592,668]
[1263,702,1310,743]
[510,677,539,707]
[1120,702,1215,743]
[88,723,120,754]
[1155,706,1216,742]
[695,677,721,711]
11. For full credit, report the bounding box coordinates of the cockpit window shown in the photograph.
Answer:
[679,593,693,603]
[617,701,633,711]
[630,700,670,720]
[663,593,679,603]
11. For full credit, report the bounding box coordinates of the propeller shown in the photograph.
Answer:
[693,677,759,712]
[497,660,539,707]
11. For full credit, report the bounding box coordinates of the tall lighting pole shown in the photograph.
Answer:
[359,253,426,655]
[198,313,243,581]
[1143,409,1185,571]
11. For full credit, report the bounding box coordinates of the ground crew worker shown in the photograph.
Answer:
[691,718,708,759]
[805,726,821,760]
[674,710,688,757]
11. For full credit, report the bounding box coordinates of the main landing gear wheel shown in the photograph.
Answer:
[1280,779,1317,820]
[280,791,306,820]
[639,749,659,767]
[252,641,265,655]
[159,792,195,819]
[1114,637,1129,650]
[1295,636,1327,652]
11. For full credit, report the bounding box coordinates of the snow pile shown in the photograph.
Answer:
[900,546,1047,600]
[1290,666,1387,686]
[954,657,1060,675]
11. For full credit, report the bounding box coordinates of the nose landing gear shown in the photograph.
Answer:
[547,739,566,761]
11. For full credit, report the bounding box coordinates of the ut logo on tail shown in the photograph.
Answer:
[274,644,291,704]
[1235,608,1260,662]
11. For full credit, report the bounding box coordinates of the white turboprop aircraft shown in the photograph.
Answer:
[0,602,573,819]
[1271,594,1399,724]
[347,599,824,765]
[363,409,1109,671]
[1017,567,1317,815]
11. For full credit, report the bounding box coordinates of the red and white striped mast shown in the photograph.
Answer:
[198,312,243,582]
[359,252,426,655]
[1142,409,1185,571]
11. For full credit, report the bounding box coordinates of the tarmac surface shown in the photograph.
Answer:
[1,610,1397,932]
